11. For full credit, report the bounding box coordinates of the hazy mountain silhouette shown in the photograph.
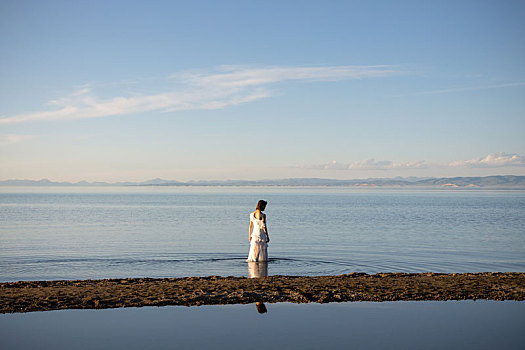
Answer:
[1,176,524,187]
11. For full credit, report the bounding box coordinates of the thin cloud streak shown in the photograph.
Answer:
[0,65,399,124]
[178,65,399,87]
[0,134,33,145]
[391,82,525,98]
[300,159,427,171]
[300,153,525,171]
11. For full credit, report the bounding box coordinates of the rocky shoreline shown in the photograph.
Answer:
[2,272,524,313]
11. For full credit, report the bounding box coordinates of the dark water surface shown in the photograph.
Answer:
[1,301,524,350]
[1,187,524,281]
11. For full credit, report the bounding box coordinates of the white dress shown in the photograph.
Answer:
[246,212,268,262]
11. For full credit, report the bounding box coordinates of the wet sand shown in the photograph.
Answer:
[1,272,524,313]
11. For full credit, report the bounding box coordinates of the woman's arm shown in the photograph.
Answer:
[263,214,269,242]
[249,221,253,241]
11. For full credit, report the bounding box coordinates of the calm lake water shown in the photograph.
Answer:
[1,186,524,281]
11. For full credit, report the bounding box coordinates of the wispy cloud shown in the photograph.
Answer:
[391,82,525,98]
[449,152,525,168]
[0,134,33,145]
[0,65,399,124]
[301,159,427,171]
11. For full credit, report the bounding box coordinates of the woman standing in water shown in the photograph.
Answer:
[247,200,270,262]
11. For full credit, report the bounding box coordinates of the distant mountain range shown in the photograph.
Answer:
[1,175,525,188]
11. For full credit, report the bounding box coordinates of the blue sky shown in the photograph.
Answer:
[1,0,524,181]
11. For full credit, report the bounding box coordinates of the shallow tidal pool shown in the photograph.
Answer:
[1,301,524,349]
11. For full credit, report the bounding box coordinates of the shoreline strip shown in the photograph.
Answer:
[2,272,524,313]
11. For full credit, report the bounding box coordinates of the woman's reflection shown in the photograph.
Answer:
[247,262,268,314]
[255,302,267,313]
[248,261,268,278]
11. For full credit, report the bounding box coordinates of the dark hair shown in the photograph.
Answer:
[256,200,267,211]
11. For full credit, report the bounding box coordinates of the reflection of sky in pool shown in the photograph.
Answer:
[1,301,523,350]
